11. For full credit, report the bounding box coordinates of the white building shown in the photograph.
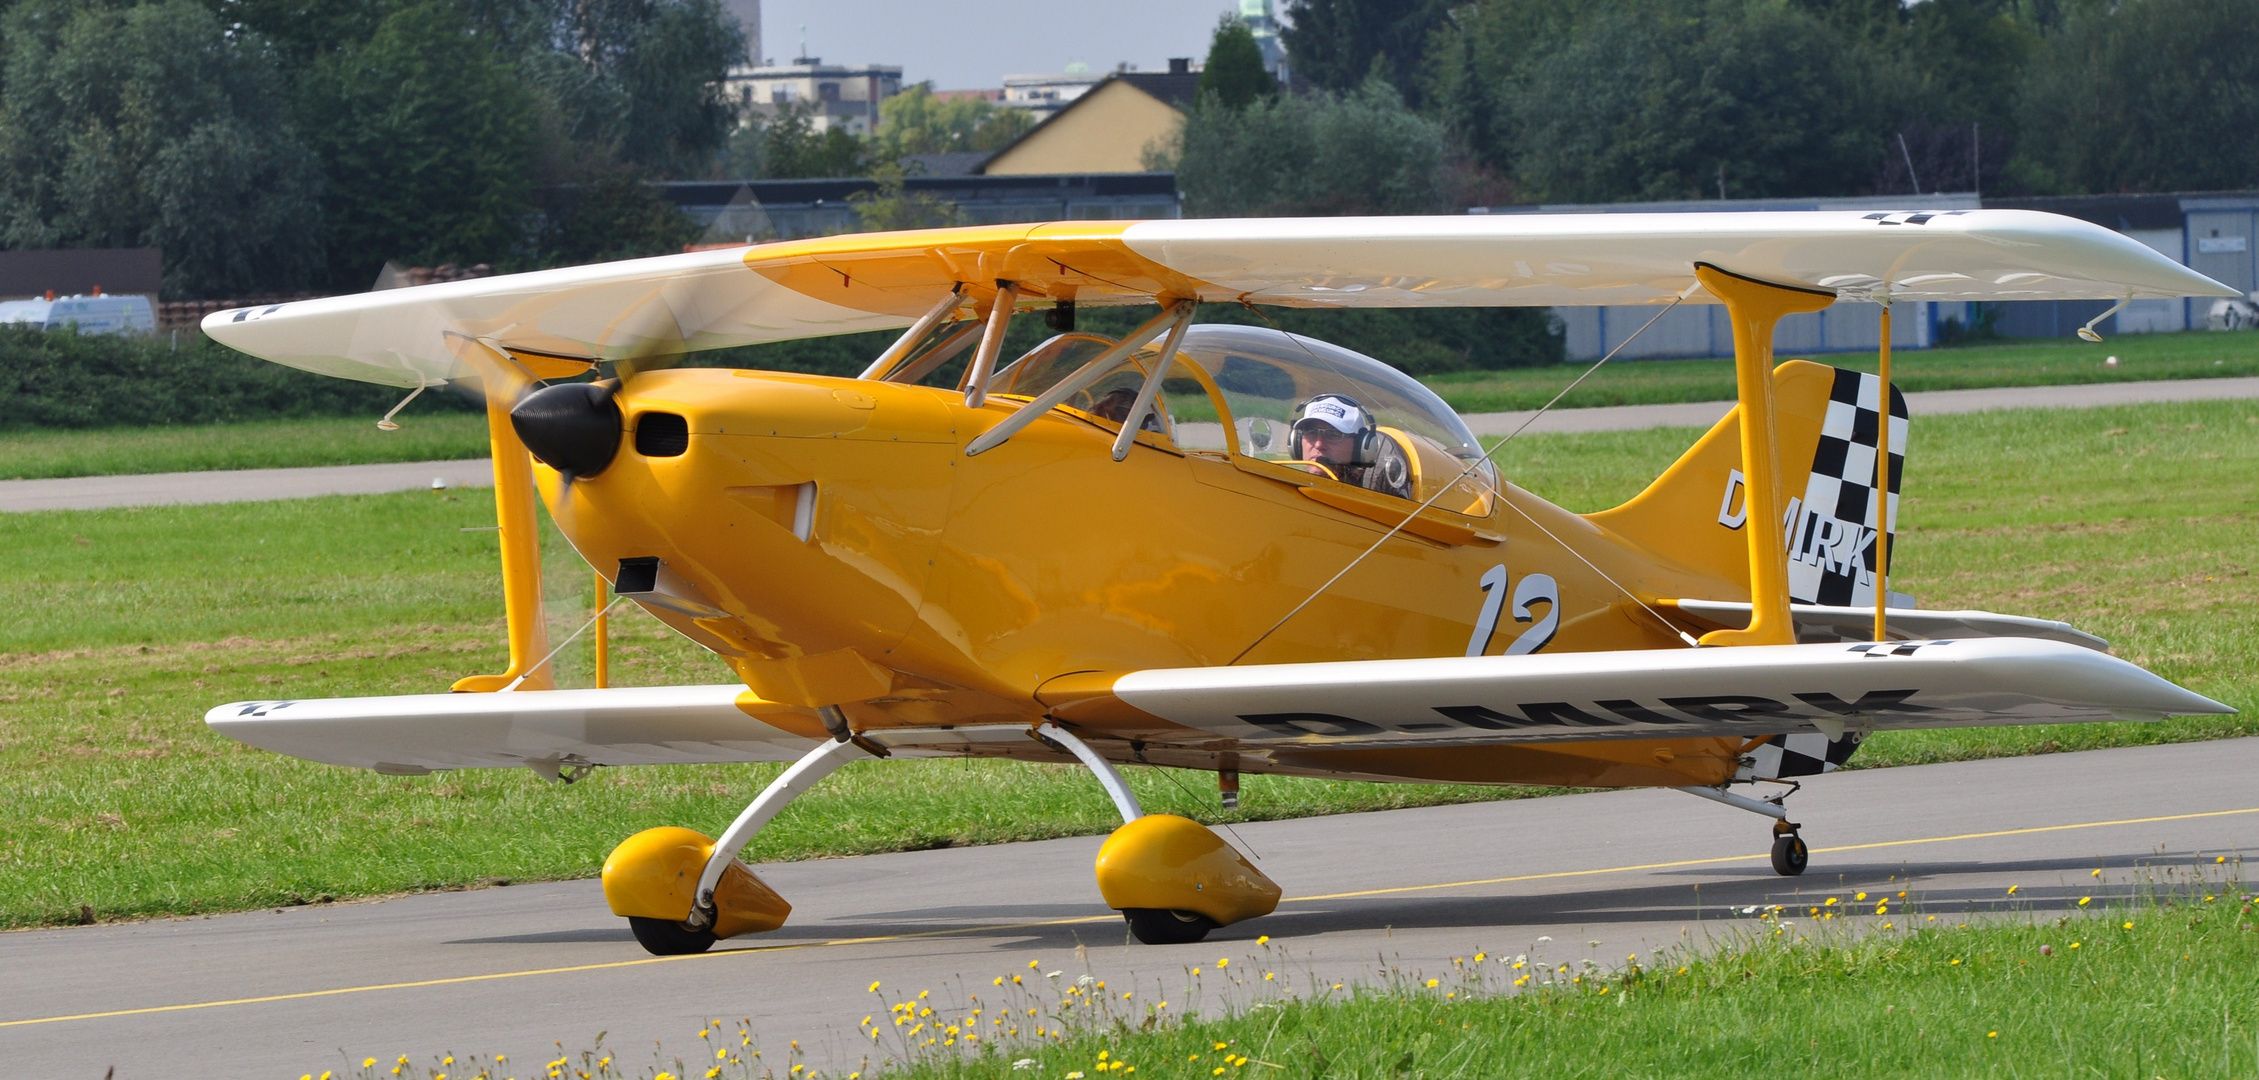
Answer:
[1001,64,1110,121]
[725,60,903,137]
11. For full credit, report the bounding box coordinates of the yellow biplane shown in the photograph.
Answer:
[205,212,2236,954]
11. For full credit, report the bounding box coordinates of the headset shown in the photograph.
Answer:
[1292,394,1388,468]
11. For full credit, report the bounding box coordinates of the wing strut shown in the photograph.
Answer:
[1691,264,1836,648]
[961,282,1020,408]
[963,301,1192,457]
[446,336,554,692]
[1111,304,1197,460]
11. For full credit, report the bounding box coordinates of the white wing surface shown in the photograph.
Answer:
[1105,638,2230,747]
[206,685,821,774]
[202,211,2235,388]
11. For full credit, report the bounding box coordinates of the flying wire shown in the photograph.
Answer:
[1226,286,1700,666]
[501,593,626,692]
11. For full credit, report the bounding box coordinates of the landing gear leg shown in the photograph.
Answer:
[1675,781,1807,877]
[1036,722,1280,945]
[601,718,871,956]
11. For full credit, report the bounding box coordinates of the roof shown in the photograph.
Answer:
[975,73,1203,175]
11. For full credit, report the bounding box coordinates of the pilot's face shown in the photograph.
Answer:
[1297,427,1355,464]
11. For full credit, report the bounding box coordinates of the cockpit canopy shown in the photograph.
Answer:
[992,323,1497,516]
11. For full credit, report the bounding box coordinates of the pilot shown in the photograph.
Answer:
[1291,394,1413,499]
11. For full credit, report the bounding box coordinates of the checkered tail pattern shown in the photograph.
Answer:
[1785,368,1908,608]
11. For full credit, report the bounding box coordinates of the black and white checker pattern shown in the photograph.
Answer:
[1786,368,1908,608]
[1740,731,1866,780]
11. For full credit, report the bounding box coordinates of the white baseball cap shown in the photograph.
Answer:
[1293,394,1366,435]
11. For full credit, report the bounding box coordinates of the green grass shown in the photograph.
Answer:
[1,399,2252,928]
[0,412,492,480]
[862,889,2259,1080]
[1425,327,2259,414]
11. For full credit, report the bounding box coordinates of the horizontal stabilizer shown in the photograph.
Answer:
[1106,637,2230,747]
[1666,599,2110,651]
[205,685,821,774]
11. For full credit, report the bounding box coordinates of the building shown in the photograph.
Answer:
[1474,191,2259,360]
[659,174,1179,244]
[1239,0,1287,78]
[724,60,902,137]
[1000,65,1109,121]
[978,65,1200,176]
[723,0,760,67]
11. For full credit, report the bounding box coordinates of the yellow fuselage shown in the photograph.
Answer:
[543,367,1750,790]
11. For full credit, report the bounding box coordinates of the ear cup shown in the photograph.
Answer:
[1354,428,1382,467]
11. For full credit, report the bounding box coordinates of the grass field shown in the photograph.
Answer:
[2,330,2252,480]
[0,412,493,480]
[1427,326,2259,413]
[1,398,2252,928]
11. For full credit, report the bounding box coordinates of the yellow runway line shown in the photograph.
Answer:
[6,805,2253,1029]
[1286,805,2259,903]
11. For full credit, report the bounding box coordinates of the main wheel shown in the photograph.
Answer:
[1770,832,1809,876]
[1122,908,1217,945]
[628,915,718,955]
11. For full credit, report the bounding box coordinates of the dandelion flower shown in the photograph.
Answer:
[1264,972,1275,981]
[2078,897,2091,906]
[364,1061,377,1069]
[1030,960,1041,969]
[2070,941,2081,949]
[1987,1032,1998,1039]
[2006,885,2018,895]
[1855,892,1867,901]
[2092,869,2102,877]
[1257,935,1270,944]
[1425,979,1439,988]
[1950,959,1961,966]
[2122,921,2134,930]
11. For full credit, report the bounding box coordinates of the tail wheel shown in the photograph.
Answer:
[628,915,718,955]
[1770,832,1809,876]
[1122,908,1218,945]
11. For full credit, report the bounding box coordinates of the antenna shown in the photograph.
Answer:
[1972,122,1982,199]
[1898,132,1921,196]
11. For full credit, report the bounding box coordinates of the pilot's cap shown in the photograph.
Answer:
[1293,394,1366,435]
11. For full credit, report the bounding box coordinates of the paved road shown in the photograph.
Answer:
[1459,374,2259,436]
[0,458,495,513]
[6,377,2256,513]
[5,738,2254,1079]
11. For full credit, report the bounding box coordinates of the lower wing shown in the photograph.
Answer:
[210,638,2230,775]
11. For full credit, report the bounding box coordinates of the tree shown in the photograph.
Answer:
[756,103,870,178]
[847,162,967,232]
[871,84,1033,158]
[1168,78,1451,216]
[1280,0,1453,107]
[534,0,747,178]
[1200,16,1278,110]
[530,160,699,266]
[298,2,543,288]
[1501,1,1890,202]
[0,0,323,298]
[2012,0,2259,193]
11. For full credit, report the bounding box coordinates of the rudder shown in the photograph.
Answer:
[1587,360,1907,607]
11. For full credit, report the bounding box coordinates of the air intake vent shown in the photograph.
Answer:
[634,412,689,457]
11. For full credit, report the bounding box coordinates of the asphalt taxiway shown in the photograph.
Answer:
[4,737,2254,1079]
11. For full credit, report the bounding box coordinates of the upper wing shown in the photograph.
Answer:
[202,211,2234,387]
[1042,637,2231,747]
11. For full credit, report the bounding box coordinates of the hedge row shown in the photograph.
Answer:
[2,306,1563,430]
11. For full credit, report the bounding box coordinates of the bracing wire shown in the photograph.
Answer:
[501,593,626,692]
[1226,288,1700,666]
